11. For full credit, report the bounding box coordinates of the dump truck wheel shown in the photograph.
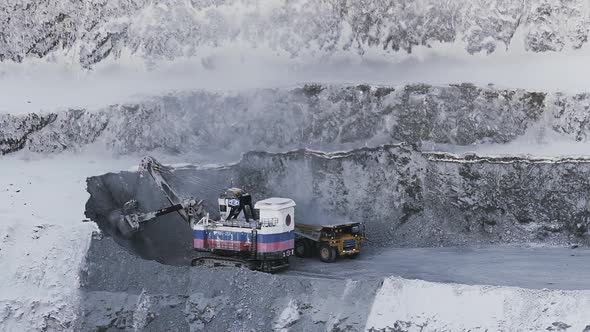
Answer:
[319,244,336,263]
[295,239,308,257]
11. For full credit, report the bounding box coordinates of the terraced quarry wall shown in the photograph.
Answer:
[3,84,590,159]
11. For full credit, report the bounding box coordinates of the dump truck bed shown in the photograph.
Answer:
[294,221,363,241]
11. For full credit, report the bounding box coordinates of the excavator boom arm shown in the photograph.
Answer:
[113,156,205,238]
[140,156,194,221]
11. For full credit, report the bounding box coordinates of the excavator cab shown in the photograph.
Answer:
[218,188,257,222]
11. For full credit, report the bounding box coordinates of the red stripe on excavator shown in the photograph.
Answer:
[194,239,250,251]
[193,238,293,253]
[256,240,294,252]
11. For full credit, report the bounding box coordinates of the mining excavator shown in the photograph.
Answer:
[110,156,295,272]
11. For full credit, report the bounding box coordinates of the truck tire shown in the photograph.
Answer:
[295,239,308,257]
[319,244,337,263]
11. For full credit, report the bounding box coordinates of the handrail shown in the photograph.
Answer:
[260,218,279,227]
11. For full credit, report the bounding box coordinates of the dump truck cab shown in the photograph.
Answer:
[294,222,365,263]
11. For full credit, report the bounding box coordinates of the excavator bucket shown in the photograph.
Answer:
[108,199,141,238]
[109,209,137,238]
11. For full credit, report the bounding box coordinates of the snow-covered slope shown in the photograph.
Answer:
[365,277,590,331]
[0,154,137,331]
[1,0,590,67]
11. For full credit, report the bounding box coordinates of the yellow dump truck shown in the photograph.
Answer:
[294,222,365,262]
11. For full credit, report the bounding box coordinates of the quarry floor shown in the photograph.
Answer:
[288,246,590,290]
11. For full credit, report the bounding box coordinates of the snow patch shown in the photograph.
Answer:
[365,277,590,331]
[132,290,152,331]
[273,299,300,332]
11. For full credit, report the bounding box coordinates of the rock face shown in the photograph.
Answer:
[3,84,590,158]
[220,146,590,247]
[0,113,57,155]
[85,144,590,267]
[1,0,589,67]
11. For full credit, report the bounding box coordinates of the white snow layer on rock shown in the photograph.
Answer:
[2,0,590,67]
[365,277,590,332]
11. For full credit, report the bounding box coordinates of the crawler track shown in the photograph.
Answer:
[191,256,253,269]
